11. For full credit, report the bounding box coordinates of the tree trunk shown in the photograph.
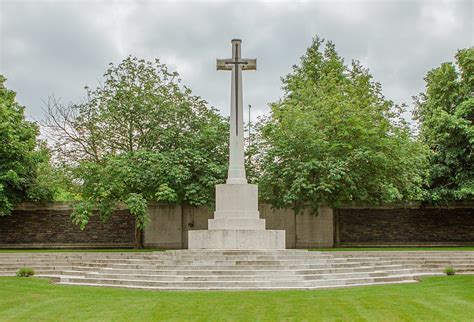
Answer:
[135,226,144,249]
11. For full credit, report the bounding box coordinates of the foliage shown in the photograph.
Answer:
[443,266,456,276]
[0,76,53,216]
[16,267,35,277]
[414,48,473,202]
[33,147,81,202]
[257,37,428,212]
[44,57,228,236]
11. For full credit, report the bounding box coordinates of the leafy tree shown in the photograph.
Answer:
[414,47,473,201]
[35,154,82,202]
[257,38,428,212]
[0,75,52,215]
[44,57,228,247]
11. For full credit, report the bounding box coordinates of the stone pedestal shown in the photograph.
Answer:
[188,184,285,249]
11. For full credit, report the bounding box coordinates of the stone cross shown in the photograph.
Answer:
[217,39,256,184]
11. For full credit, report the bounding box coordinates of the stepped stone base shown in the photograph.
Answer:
[188,230,285,249]
[188,183,286,250]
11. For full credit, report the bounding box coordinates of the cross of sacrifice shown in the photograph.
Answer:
[216,39,256,184]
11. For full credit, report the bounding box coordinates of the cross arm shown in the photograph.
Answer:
[216,58,257,71]
[241,59,257,70]
[217,59,232,70]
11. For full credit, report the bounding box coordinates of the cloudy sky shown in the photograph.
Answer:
[1,0,472,126]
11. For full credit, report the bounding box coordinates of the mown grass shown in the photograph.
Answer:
[312,247,474,251]
[0,276,473,321]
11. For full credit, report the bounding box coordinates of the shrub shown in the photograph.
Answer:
[443,266,456,276]
[16,267,35,277]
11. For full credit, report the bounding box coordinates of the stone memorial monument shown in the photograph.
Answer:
[188,39,286,249]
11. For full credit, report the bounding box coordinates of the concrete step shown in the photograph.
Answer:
[4,250,469,291]
[57,279,418,290]
[93,261,397,271]
[56,274,415,289]
[0,257,381,266]
[0,254,334,260]
[52,264,407,276]
[44,269,414,282]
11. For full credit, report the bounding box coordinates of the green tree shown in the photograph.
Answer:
[257,38,428,212]
[44,57,228,247]
[0,76,52,215]
[414,47,473,201]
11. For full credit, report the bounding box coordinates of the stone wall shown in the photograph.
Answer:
[144,204,334,249]
[0,203,135,248]
[336,203,474,246]
[2,202,473,249]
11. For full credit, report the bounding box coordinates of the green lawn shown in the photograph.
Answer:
[0,276,473,321]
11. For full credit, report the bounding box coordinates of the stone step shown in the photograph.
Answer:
[0,253,332,259]
[0,265,411,278]
[8,260,473,269]
[147,255,336,260]
[0,262,109,268]
[3,250,470,291]
[45,269,413,282]
[94,261,397,271]
[402,265,474,271]
[0,257,370,265]
[0,262,405,274]
[57,264,408,276]
[56,274,416,289]
[0,265,76,271]
[84,257,336,263]
[0,261,391,269]
[57,279,418,290]
[334,255,474,259]
[165,250,317,255]
[389,260,474,265]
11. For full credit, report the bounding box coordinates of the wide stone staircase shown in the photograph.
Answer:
[329,251,474,275]
[3,249,471,290]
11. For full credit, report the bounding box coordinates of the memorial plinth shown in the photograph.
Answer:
[188,184,285,249]
[188,39,285,250]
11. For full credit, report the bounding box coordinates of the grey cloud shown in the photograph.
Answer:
[1,0,472,126]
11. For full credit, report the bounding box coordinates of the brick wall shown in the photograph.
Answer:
[2,202,473,248]
[0,203,135,248]
[337,204,474,246]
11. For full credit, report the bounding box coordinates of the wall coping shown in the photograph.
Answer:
[337,201,474,209]
[14,201,473,212]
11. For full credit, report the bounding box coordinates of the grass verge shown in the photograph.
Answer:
[0,276,473,321]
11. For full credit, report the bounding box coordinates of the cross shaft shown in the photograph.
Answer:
[216,39,256,184]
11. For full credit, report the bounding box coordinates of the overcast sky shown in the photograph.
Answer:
[1,0,472,125]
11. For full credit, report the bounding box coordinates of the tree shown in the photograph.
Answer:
[44,57,228,247]
[257,38,428,212]
[0,75,52,215]
[414,47,473,202]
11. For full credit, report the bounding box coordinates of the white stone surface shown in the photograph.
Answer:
[188,230,286,249]
[214,184,259,220]
[208,219,266,230]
